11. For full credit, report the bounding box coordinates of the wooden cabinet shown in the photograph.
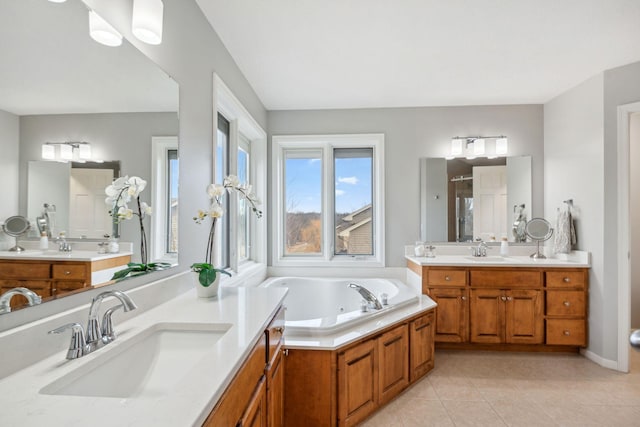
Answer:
[286,309,435,427]
[470,288,544,344]
[204,306,284,427]
[414,261,589,350]
[409,311,435,381]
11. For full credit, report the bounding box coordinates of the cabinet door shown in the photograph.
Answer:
[409,311,435,382]
[377,324,409,405]
[239,377,267,427]
[470,289,504,343]
[338,340,378,427]
[267,348,285,427]
[505,290,544,344]
[429,287,468,342]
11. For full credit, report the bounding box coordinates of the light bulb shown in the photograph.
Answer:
[132,0,164,45]
[89,10,123,47]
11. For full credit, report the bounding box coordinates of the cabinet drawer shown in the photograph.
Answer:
[0,262,50,279]
[546,271,586,289]
[266,306,285,365]
[52,264,87,280]
[470,270,542,288]
[546,319,586,346]
[546,291,585,317]
[427,269,466,286]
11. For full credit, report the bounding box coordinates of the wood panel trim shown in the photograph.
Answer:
[91,255,132,272]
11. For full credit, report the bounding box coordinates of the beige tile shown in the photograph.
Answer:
[394,398,454,427]
[442,400,507,426]
[468,377,530,402]
[404,376,439,400]
[490,400,559,427]
[429,375,485,401]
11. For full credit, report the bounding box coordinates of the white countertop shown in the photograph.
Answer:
[284,295,437,350]
[405,252,590,268]
[0,249,133,262]
[0,285,287,427]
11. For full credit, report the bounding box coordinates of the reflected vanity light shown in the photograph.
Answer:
[132,0,164,45]
[41,142,92,162]
[448,135,507,159]
[89,10,123,47]
[47,0,67,2]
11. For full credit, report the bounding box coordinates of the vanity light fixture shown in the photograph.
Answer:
[41,142,92,162]
[47,0,67,3]
[132,0,164,45]
[89,10,123,47]
[449,135,508,159]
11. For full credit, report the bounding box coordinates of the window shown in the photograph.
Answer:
[237,135,250,262]
[151,136,179,263]
[273,134,384,267]
[216,113,230,268]
[166,148,178,253]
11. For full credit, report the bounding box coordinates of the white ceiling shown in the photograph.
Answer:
[196,0,640,111]
[0,0,177,116]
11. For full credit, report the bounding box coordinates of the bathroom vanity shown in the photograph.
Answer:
[406,251,590,350]
[0,250,132,310]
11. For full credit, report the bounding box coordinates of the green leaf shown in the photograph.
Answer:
[199,269,217,287]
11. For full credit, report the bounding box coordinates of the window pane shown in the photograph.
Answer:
[284,150,322,255]
[166,149,178,253]
[334,148,373,255]
[237,140,249,261]
[216,113,229,268]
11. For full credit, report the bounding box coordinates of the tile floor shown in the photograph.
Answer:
[362,349,640,426]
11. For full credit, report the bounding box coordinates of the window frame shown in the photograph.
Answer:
[272,134,385,267]
[213,74,267,277]
[150,136,179,265]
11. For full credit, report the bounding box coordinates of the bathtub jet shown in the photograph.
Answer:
[348,283,383,310]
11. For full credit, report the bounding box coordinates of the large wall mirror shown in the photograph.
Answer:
[420,156,532,243]
[0,0,179,314]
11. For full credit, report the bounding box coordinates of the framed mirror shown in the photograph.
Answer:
[2,216,30,252]
[0,0,179,314]
[420,156,532,242]
[525,218,553,259]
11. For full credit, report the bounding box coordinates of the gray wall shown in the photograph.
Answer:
[543,74,605,360]
[0,109,19,222]
[268,105,544,267]
[18,112,178,262]
[632,113,640,329]
[83,0,267,271]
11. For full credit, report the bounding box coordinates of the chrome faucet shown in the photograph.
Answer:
[348,283,383,310]
[56,233,72,252]
[48,290,137,360]
[470,240,489,257]
[0,287,42,313]
[86,290,137,350]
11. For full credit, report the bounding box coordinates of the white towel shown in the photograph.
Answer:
[554,209,572,254]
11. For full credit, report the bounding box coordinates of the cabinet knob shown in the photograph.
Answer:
[563,301,571,307]
[501,296,507,302]
[445,276,451,281]
[506,296,513,301]
[563,277,571,283]
[563,330,571,336]
[64,271,71,275]
[461,296,466,301]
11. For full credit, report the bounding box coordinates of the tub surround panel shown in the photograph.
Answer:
[0,277,287,426]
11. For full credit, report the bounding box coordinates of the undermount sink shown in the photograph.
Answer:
[464,256,507,262]
[40,322,231,398]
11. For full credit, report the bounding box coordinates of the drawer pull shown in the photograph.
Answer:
[563,330,571,336]
[461,296,467,301]
[445,276,451,281]
[563,301,571,307]
[501,296,507,302]
[64,271,71,275]
[563,277,571,283]
[506,296,513,301]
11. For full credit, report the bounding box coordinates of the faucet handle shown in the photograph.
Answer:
[49,323,88,360]
[101,304,124,343]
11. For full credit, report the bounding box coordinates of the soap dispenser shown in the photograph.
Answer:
[500,237,509,257]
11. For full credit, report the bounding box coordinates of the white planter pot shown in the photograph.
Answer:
[194,272,221,299]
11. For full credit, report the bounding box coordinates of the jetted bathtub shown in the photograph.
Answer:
[260,277,418,335]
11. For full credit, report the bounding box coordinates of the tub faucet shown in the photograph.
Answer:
[0,287,42,314]
[348,283,383,310]
[86,290,137,350]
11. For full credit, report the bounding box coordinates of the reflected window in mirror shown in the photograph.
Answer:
[238,135,250,262]
[151,137,179,263]
[216,113,230,268]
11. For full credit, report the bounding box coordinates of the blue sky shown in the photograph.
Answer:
[285,156,372,214]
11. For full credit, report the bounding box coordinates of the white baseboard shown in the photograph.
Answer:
[580,348,621,371]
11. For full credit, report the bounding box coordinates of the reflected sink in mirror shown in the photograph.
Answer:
[40,322,231,398]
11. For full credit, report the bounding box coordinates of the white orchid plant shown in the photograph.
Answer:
[191,175,262,288]
[105,176,169,280]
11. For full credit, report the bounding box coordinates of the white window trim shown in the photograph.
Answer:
[272,133,385,267]
[150,136,178,265]
[213,74,267,278]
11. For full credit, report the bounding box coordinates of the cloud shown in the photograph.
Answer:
[308,159,320,165]
[338,176,358,185]
[335,189,346,196]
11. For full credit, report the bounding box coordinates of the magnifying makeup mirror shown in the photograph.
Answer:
[2,216,31,252]
[525,218,553,259]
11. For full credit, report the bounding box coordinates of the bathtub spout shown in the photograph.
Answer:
[348,283,383,310]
